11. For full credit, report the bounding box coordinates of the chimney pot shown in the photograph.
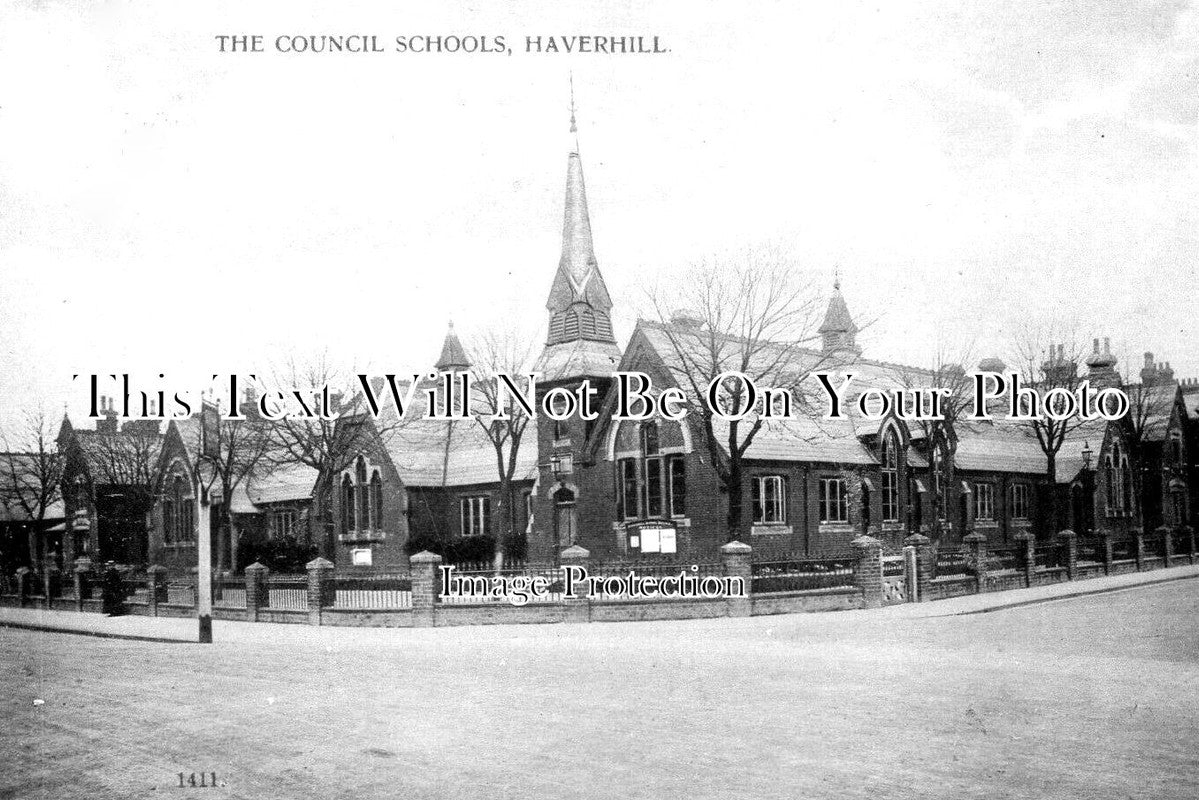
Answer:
[1103,337,1111,354]
[1092,338,1099,353]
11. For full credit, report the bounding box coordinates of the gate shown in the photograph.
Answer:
[880,546,918,604]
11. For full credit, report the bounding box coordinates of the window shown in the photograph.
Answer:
[669,457,687,517]
[524,491,533,527]
[369,471,383,531]
[272,510,296,538]
[552,394,570,441]
[1011,484,1030,519]
[163,497,175,544]
[1107,443,1132,516]
[342,475,354,533]
[615,422,685,521]
[932,444,948,521]
[753,475,787,524]
[164,474,192,543]
[355,457,369,531]
[818,478,849,524]
[881,431,900,523]
[973,483,994,521]
[460,496,490,537]
[617,458,638,520]
[180,498,194,542]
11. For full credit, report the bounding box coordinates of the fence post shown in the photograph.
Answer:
[43,563,61,610]
[1157,525,1174,566]
[1057,529,1077,580]
[146,565,167,617]
[1097,529,1114,575]
[305,557,334,626]
[244,562,268,622]
[409,551,442,628]
[559,545,591,623]
[1012,530,1034,587]
[851,535,883,609]
[903,532,932,602]
[15,567,32,608]
[963,531,989,593]
[1133,528,1145,571]
[720,540,753,617]
[73,557,92,611]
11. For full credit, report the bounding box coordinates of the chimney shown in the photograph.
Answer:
[1141,352,1158,387]
[977,356,1007,373]
[96,395,119,434]
[240,386,260,419]
[1162,361,1175,383]
[670,309,703,330]
[1085,336,1118,389]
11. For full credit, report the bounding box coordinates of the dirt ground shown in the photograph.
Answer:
[2,581,1197,800]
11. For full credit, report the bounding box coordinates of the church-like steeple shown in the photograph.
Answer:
[544,87,615,346]
[435,321,471,372]
[819,278,861,356]
[534,87,623,383]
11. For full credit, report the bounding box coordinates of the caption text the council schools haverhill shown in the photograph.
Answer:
[213,34,669,56]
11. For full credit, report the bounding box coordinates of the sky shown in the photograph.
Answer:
[0,0,1196,437]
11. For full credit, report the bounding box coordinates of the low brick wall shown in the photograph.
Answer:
[320,609,414,628]
[926,576,975,602]
[436,603,570,626]
[751,588,862,615]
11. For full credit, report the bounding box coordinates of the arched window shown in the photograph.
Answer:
[342,475,354,533]
[173,475,186,541]
[355,456,368,531]
[881,430,900,523]
[1120,449,1133,515]
[370,471,383,531]
[931,442,948,522]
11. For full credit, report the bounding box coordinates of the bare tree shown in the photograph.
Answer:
[180,400,273,574]
[889,342,975,527]
[645,251,835,541]
[264,353,409,556]
[469,326,538,569]
[0,409,64,570]
[1009,333,1091,534]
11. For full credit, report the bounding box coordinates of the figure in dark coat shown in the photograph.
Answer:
[101,562,126,616]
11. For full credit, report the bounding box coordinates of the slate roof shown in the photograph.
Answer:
[818,283,858,334]
[634,318,1096,483]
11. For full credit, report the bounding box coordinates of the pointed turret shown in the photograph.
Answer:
[819,279,861,356]
[435,321,471,372]
[535,90,622,383]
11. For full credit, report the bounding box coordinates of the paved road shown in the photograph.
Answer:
[2,580,1197,799]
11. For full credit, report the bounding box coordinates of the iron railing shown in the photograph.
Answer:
[751,557,856,593]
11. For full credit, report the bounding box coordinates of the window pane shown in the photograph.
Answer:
[621,459,639,519]
[670,457,686,517]
[646,458,663,517]
[752,477,763,523]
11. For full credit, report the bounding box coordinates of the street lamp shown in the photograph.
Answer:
[1080,441,1094,536]
[193,454,219,644]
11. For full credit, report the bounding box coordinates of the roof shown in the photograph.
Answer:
[384,416,538,488]
[243,463,319,506]
[634,318,1098,482]
[435,323,471,371]
[0,452,65,522]
[534,338,623,383]
[818,283,858,334]
[545,151,613,314]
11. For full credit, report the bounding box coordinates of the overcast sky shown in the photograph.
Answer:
[1,0,1196,434]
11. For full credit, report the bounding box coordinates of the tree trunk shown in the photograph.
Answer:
[725,460,744,541]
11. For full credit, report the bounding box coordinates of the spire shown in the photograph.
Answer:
[819,279,861,356]
[435,321,471,372]
[543,83,615,345]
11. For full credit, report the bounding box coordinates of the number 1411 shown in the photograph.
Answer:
[178,772,218,788]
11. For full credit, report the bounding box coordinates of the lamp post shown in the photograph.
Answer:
[1081,441,1094,535]
[194,455,219,644]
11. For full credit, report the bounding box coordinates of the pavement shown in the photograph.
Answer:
[3,568,1198,799]
[0,563,1196,644]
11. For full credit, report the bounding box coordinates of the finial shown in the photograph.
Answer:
[447,319,455,331]
[569,72,577,134]
[833,265,841,291]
